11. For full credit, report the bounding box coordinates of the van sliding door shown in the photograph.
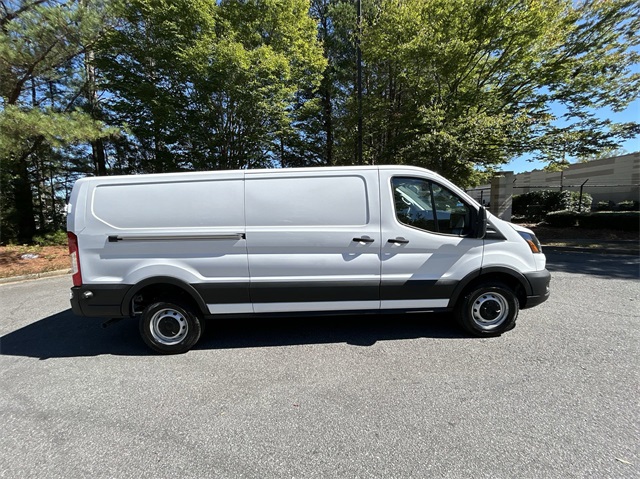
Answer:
[245,170,381,313]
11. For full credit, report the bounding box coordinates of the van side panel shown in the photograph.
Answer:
[76,173,251,314]
[92,180,243,229]
[245,170,381,312]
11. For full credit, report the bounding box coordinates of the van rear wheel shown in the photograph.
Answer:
[455,282,519,336]
[139,302,202,354]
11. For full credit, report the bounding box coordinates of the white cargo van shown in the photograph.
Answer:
[67,166,550,353]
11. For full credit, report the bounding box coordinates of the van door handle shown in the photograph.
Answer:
[352,236,375,243]
[388,237,409,244]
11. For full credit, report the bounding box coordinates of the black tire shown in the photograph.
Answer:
[139,302,202,354]
[455,282,519,336]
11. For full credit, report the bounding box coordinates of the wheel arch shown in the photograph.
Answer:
[449,267,532,309]
[121,276,208,317]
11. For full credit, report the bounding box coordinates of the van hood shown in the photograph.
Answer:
[486,212,535,236]
[508,222,535,235]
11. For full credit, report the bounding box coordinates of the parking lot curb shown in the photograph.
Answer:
[0,269,70,285]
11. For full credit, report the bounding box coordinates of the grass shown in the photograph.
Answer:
[0,244,69,279]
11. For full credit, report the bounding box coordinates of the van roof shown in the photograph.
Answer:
[75,164,441,184]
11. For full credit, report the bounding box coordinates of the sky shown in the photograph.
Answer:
[505,56,640,174]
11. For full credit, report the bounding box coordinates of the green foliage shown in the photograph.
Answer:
[595,200,615,211]
[33,230,68,246]
[98,0,325,172]
[323,0,639,185]
[617,200,640,211]
[544,211,639,232]
[594,199,639,211]
[513,190,592,220]
[565,191,593,213]
[0,0,116,243]
[580,212,640,232]
[0,107,110,159]
[578,148,628,163]
[544,210,581,228]
[95,0,211,172]
[0,0,115,153]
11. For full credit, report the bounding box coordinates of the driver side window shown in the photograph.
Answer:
[392,177,472,236]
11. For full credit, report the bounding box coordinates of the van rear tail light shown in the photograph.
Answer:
[67,232,83,286]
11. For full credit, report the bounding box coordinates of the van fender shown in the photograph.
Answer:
[448,266,532,308]
[123,263,203,286]
[120,275,208,317]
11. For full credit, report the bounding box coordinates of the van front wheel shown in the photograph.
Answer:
[139,302,202,354]
[455,283,519,336]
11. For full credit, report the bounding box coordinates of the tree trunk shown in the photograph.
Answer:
[50,164,58,230]
[13,157,37,243]
[317,6,333,166]
[321,75,333,165]
[85,47,107,175]
[91,138,107,176]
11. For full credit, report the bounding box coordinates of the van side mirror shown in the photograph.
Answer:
[475,206,487,239]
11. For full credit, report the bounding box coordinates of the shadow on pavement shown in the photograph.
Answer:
[545,251,640,280]
[198,313,463,351]
[0,310,144,359]
[0,309,465,359]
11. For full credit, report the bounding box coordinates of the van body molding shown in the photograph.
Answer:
[108,233,245,242]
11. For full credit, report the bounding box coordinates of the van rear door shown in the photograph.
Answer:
[245,169,381,313]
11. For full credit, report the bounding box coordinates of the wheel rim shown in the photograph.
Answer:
[149,308,188,345]
[471,292,509,329]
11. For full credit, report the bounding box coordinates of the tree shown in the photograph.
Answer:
[2,0,638,241]
[95,0,211,173]
[300,0,361,167]
[213,0,326,168]
[313,0,388,167]
[98,0,325,172]
[337,0,640,186]
[0,0,114,242]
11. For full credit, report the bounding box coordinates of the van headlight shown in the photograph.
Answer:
[519,232,542,254]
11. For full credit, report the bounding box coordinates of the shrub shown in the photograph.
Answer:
[594,200,615,211]
[513,190,592,220]
[544,210,581,227]
[566,191,593,213]
[544,211,639,232]
[33,230,68,246]
[579,212,640,232]
[617,200,639,211]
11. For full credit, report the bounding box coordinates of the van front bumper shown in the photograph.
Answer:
[522,269,551,308]
[70,285,130,317]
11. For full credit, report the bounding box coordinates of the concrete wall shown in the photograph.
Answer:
[489,171,513,220]
[467,152,640,208]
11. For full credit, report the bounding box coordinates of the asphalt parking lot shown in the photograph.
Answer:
[1,251,638,478]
